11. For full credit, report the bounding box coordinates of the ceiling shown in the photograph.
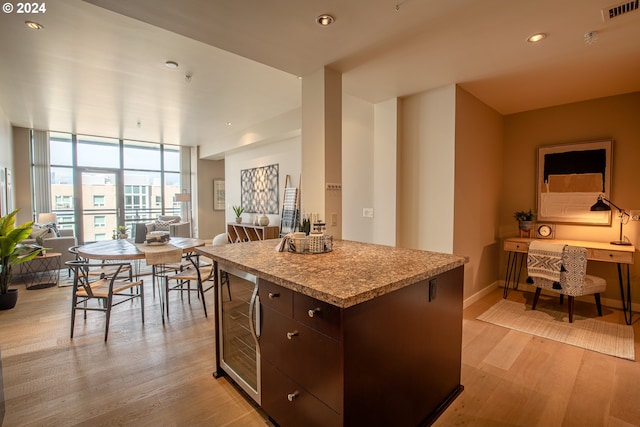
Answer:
[1,0,639,153]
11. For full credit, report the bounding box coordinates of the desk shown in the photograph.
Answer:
[503,237,636,324]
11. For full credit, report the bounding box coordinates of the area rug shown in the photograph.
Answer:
[477,299,635,361]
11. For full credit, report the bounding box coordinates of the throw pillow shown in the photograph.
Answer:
[29,224,52,240]
[155,219,173,232]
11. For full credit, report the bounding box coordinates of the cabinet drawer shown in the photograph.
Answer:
[259,280,292,317]
[588,248,634,264]
[262,360,340,427]
[261,307,342,412]
[504,240,529,252]
[294,292,342,340]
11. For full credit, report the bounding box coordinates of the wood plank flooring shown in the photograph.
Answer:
[434,289,640,427]
[1,278,639,426]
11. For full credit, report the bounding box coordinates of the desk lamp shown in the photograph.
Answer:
[590,195,631,245]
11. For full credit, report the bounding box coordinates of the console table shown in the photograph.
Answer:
[503,237,636,324]
[227,223,280,243]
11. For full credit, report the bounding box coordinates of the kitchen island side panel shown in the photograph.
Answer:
[342,266,464,426]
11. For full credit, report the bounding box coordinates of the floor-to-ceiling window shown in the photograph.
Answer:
[46,132,186,244]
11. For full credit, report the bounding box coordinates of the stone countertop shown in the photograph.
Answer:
[196,239,465,308]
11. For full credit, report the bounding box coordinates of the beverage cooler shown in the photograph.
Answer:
[215,264,261,404]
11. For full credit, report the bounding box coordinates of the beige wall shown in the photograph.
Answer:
[196,156,225,241]
[454,87,504,302]
[398,85,456,253]
[502,91,640,305]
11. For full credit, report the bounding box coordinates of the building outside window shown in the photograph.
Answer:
[93,195,105,207]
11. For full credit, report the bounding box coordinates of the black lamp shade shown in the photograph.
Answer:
[590,198,611,211]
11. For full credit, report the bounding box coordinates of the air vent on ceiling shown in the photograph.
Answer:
[602,0,639,22]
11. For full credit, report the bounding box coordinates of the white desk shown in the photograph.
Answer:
[503,237,635,324]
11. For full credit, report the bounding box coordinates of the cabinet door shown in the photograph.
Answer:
[260,306,342,413]
[262,360,340,427]
[342,267,464,426]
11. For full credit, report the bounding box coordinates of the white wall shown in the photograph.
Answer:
[0,106,12,178]
[342,94,374,242]
[342,95,399,245]
[224,135,301,227]
[373,99,398,246]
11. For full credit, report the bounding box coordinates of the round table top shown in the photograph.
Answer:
[77,237,205,261]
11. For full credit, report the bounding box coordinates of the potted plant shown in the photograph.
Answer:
[513,209,536,231]
[232,205,244,223]
[118,225,129,239]
[0,209,44,310]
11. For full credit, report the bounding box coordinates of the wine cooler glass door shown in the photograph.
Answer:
[219,265,261,404]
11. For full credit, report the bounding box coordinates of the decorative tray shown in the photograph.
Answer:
[288,234,332,254]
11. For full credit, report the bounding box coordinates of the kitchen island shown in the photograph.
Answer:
[196,239,466,427]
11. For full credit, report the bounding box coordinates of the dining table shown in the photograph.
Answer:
[75,237,207,320]
[76,237,206,261]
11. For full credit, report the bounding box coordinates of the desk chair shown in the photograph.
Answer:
[66,260,144,341]
[530,246,606,323]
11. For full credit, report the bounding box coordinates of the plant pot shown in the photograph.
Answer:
[119,233,128,239]
[0,289,18,310]
[518,220,533,231]
[235,217,242,224]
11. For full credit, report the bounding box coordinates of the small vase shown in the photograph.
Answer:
[0,289,19,310]
[259,214,270,226]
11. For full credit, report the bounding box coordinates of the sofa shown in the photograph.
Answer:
[144,215,191,238]
[17,227,78,275]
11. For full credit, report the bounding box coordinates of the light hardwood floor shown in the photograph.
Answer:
[1,278,639,426]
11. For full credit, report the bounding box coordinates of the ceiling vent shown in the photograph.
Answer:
[602,0,639,21]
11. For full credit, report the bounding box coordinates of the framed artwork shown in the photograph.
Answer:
[0,168,6,216]
[213,179,225,211]
[537,139,612,225]
[240,163,279,214]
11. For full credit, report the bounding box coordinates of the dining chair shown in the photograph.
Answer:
[66,260,144,341]
[68,245,133,281]
[164,252,214,318]
[144,248,184,323]
[530,246,606,322]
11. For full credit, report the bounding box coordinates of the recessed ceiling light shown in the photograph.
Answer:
[25,21,44,30]
[165,60,179,69]
[527,33,547,43]
[316,14,335,26]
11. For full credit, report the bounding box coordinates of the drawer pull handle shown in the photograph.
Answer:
[308,307,321,318]
[286,331,299,340]
[287,391,299,402]
[609,253,614,257]
[268,292,280,299]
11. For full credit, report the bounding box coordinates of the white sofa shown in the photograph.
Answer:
[144,215,191,238]
[17,228,78,274]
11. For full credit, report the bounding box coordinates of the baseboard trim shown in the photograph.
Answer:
[463,281,499,309]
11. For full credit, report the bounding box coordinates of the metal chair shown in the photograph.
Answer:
[66,260,144,341]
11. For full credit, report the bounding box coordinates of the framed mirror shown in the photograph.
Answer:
[537,139,612,225]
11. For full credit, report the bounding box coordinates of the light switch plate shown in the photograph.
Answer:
[630,210,640,221]
[362,208,374,218]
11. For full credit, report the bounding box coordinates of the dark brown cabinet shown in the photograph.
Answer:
[258,265,464,427]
